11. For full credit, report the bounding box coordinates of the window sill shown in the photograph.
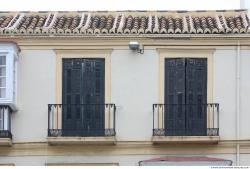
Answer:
[152,136,220,144]
[0,138,12,146]
[47,136,116,145]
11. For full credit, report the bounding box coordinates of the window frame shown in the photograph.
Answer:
[157,48,214,129]
[0,55,7,98]
[55,49,112,131]
[0,45,18,111]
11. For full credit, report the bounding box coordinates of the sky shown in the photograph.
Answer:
[0,0,241,11]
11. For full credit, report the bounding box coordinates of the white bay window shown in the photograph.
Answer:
[0,43,18,111]
[0,43,18,141]
[0,55,7,98]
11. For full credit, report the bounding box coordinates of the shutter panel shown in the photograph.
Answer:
[186,58,207,135]
[62,59,82,136]
[165,58,186,136]
[62,58,105,136]
[165,58,207,136]
[82,59,105,136]
[93,60,105,132]
[82,59,92,133]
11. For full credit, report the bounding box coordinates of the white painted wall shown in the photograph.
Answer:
[239,49,250,139]
[239,154,250,165]
[213,49,237,140]
[213,48,250,140]
[111,50,158,141]
[12,50,56,142]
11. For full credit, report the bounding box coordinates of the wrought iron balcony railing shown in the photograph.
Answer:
[0,105,12,139]
[48,104,116,137]
[153,104,219,136]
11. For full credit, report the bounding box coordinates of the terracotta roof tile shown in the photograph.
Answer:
[0,10,249,36]
[0,16,13,28]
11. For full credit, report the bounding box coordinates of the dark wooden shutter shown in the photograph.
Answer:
[82,59,105,136]
[62,58,105,136]
[62,59,82,135]
[165,58,186,136]
[165,58,207,136]
[186,58,207,135]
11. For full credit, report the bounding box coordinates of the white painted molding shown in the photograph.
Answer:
[110,14,119,33]
[182,15,189,33]
[6,14,18,28]
[82,13,91,30]
[240,12,249,28]
[153,14,159,33]
[76,13,85,29]
[189,15,196,33]
[145,14,152,33]
[47,12,58,29]
[221,13,231,33]
[43,13,52,28]
[117,14,125,33]
[9,13,24,29]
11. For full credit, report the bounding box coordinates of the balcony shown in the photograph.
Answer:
[47,104,116,145]
[0,105,12,146]
[152,103,220,144]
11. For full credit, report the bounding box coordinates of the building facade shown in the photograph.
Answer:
[0,9,250,166]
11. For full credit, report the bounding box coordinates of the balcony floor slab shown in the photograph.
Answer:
[152,136,220,144]
[47,136,116,145]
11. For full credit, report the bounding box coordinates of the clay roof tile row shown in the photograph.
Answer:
[0,10,249,35]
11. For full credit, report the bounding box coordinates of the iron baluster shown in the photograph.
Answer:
[47,104,116,137]
[152,103,219,136]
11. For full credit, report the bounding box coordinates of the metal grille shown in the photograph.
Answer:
[48,104,116,137]
[153,104,219,136]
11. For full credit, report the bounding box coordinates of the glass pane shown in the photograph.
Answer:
[0,67,6,76]
[0,77,6,87]
[0,56,6,65]
[0,88,6,98]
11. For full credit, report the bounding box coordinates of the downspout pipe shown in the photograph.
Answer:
[236,41,241,165]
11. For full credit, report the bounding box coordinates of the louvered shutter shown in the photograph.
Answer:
[82,59,105,136]
[165,58,186,136]
[186,58,207,135]
[62,58,105,136]
[62,59,82,136]
[165,58,207,136]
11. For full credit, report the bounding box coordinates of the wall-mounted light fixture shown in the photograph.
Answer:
[128,41,144,54]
